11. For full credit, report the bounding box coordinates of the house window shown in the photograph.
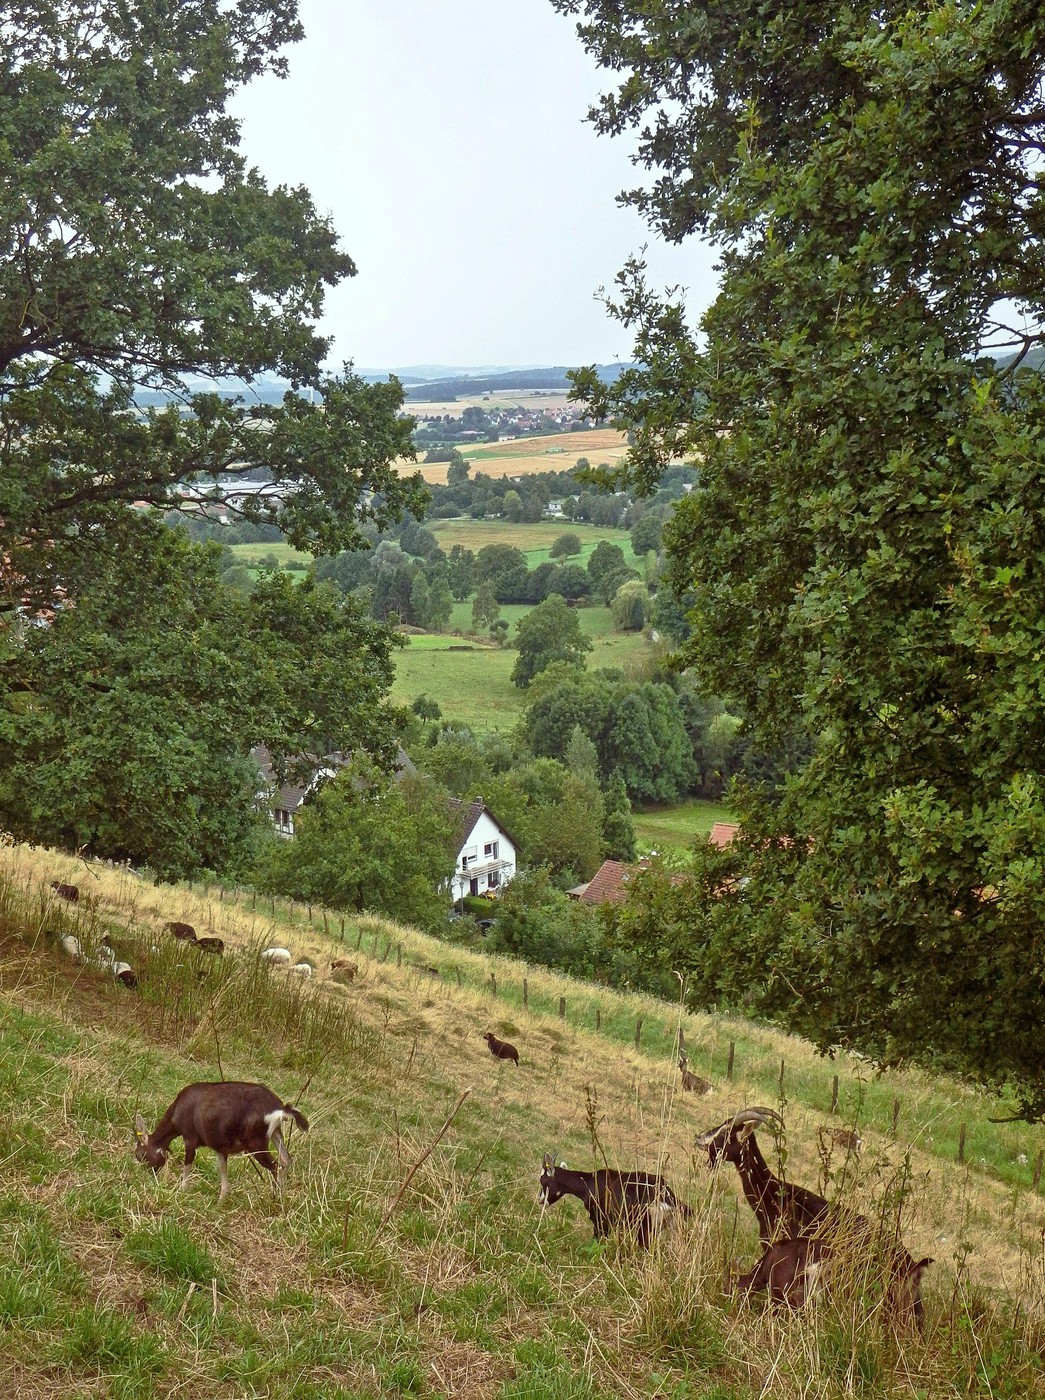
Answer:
[484,840,499,860]
[488,871,500,889]
[275,808,293,833]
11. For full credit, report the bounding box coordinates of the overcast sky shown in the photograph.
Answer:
[230,0,720,372]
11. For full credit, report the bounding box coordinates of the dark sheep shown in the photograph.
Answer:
[483,1031,519,1065]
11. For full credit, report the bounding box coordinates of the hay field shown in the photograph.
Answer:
[402,427,629,485]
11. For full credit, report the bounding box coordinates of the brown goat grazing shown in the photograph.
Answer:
[134,1081,309,1201]
[330,959,357,977]
[678,1054,714,1094]
[194,937,224,955]
[165,921,197,941]
[484,1031,519,1064]
[539,1153,689,1249]
[51,882,79,903]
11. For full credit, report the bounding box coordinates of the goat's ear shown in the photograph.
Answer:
[133,1112,148,1141]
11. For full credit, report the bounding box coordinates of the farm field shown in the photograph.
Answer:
[393,604,652,730]
[430,517,639,569]
[632,798,738,854]
[1,842,1043,1399]
[228,541,313,570]
[402,426,629,484]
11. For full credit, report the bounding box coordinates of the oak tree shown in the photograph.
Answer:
[554,0,1045,1116]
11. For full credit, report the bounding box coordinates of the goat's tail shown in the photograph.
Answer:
[282,1103,310,1133]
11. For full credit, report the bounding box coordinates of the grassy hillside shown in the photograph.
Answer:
[2,844,1043,1398]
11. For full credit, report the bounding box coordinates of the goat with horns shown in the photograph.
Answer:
[697,1108,932,1325]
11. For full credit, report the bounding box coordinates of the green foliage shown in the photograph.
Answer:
[511,594,593,688]
[485,869,603,978]
[611,579,651,631]
[0,0,425,879]
[555,0,1045,1116]
[549,532,583,559]
[472,576,502,631]
[256,764,458,930]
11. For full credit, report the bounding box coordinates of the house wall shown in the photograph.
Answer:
[450,810,517,902]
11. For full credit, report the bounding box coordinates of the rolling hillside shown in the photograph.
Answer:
[1,843,1043,1398]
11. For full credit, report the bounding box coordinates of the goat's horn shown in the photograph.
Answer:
[542,1151,553,1169]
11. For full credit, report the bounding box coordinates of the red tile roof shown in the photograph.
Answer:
[577,859,637,906]
[708,822,740,849]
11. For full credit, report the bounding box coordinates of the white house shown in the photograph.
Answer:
[448,797,517,902]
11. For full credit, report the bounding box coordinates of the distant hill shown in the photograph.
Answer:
[131,364,630,407]
[403,364,632,401]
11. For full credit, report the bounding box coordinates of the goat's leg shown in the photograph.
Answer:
[180,1142,197,1190]
[252,1146,281,1190]
[217,1153,230,1202]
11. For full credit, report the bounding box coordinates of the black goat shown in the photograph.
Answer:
[483,1031,519,1065]
[538,1152,688,1248]
[697,1108,932,1326]
[165,921,197,941]
[195,936,224,955]
[134,1081,309,1201]
[51,881,79,903]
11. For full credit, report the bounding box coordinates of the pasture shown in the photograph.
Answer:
[1,841,1043,1399]
[430,517,640,570]
[632,798,738,853]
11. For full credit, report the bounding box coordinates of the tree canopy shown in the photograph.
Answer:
[0,0,426,874]
[510,594,593,688]
[554,0,1045,1117]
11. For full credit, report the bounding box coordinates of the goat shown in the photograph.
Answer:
[261,947,291,964]
[289,962,313,977]
[736,1237,834,1309]
[165,921,197,941]
[195,936,224,955]
[51,881,79,903]
[330,958,357,976]
[696,1107,834,1246]
[133,1081,309,1201]
[678,1054,713,1094]
[484,1031,519,1065]
[538,1152,688,1249]
[818,1123,863,1156]
[697,1108,932,1326]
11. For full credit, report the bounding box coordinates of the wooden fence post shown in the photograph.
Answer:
[595,1008,601,1032]
[891,1098,900,1136]
[355,927,363,950]
[523,978,528,1008]
[455,967,462,988]
[957,1123,967,1165]
[323,911,329,936]
[778,1059,785,1096]
[726,1042,735,1082]
[307,904,313,925]
[634,1018,642,1050]
[490,973,497,997]
[558,995,566,1021]
[831,1075,839,1114]
[396,945,402,968]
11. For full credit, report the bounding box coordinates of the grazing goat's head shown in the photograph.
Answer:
[696,1107,783,1167]
[133,1113,167,1171]
[538,1152,568,1206]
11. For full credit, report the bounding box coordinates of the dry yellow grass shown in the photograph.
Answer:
[397,427,629,484]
